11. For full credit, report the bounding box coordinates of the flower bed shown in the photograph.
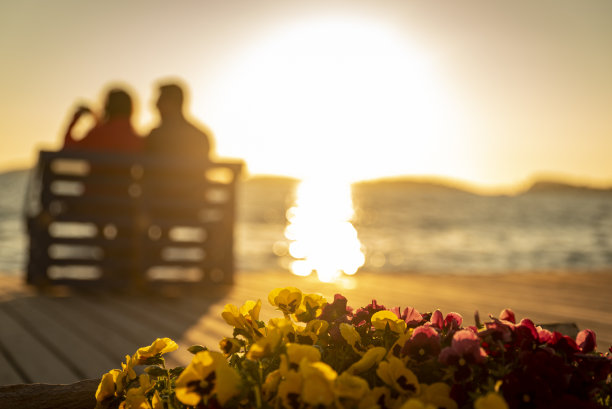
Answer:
[95,287,612,409]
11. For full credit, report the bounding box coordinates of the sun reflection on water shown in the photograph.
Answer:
[284,178,365,283]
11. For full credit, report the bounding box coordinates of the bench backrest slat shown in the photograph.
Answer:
[25,150,243,288]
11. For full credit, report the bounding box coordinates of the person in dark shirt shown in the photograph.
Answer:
[63,87,143,152]
[145,81,213,161]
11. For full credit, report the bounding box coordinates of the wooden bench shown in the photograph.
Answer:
[24,150,243,289]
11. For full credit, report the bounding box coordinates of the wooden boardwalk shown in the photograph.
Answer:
[1,270,611,386]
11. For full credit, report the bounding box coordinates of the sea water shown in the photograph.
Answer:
[1,169,611,277]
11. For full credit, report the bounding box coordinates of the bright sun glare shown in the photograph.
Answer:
[213,16,459,181]
[210,17,460,281]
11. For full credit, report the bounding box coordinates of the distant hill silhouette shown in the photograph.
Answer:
[353,176,612,197]
[352,177,477,196]
[523,180,612,195]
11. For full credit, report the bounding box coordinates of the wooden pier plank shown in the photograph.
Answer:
[4,297,117,379]
[0,306,78,384]
[0,348,23,385]
[25,295,138,362]
[61,293,191,368]
[96,293,231,350]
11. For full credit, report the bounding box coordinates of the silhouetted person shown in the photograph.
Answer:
[145,81,213,161]
[63,87,143,152]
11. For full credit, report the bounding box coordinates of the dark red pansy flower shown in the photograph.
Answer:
[391,306,423,328]
[352,299,386,327]
[514,319,539,350]
[430,309,444,329]
[402,326,441,360]
[444,312,463,330]
[320,294,353,342]
[499,308,516,324]
[501,349,573,408]
[482,318,514,344]
[429,309,463,333]
[548,331,580,356]
[319,294,352,323]
[537,326,553,344]
[439,329,487,366]
[576,329,597,353]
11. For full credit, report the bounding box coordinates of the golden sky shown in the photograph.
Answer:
[1,0,611,189]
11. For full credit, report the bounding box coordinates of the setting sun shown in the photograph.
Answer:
[209,16,462,182]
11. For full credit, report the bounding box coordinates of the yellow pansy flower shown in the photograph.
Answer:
[240,299,262,321]
[335,372,370,409]
[215,363,244,405]
[277,370,303,409]
[376,357,420,396]
[300,360,338,407]
[340,323,367,355]
[151,390,163,409]
[294,293,328,322]
[359,386,395,409]
[121,354,138,380]
[388,331,413,359]
[222,303,248,329]
[346,346,387,374]
[267,317,296,340]
[286,343,321,366]
[399,398,437,409]
[95,369,121,407]
[222,300,263,338]
[120,374,156,409]
[247,329,282,360]
[175,364,204,406]
[269,287,303,315]
[371,310,407,333]
[303,293,328,309]
[474,392,509,409]
[175,350,240,407]
[418,383,458,409]
[219,337,242,356]
[115,354,139,395]
[135,338,178,363]
[119,393,149,409]
[262,369,282,401]
[296,319,329,344]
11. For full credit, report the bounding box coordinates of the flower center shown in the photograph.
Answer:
[396,375,416,392]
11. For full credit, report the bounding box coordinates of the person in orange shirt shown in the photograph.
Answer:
[63,87,143,152]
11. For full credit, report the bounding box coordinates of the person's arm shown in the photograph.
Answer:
[63,106,97,148]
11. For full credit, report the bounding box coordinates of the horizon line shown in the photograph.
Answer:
[2,163,611,196]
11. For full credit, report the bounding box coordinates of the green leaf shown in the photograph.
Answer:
[187,345,208,354]
[145,366,168,378]
[233,328,252,340]
[143,356,165,366]
[169,366,185,377]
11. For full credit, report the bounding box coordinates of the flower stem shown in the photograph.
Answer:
[254,361,264,409]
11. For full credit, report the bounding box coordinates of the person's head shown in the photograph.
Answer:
[104,88,133,120]
[156,82,186,118]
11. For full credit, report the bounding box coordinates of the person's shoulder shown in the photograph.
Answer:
[187,118,213,138]
[146,125,164,139]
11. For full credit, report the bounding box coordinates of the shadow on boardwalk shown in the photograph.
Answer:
[0,280,233,385]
